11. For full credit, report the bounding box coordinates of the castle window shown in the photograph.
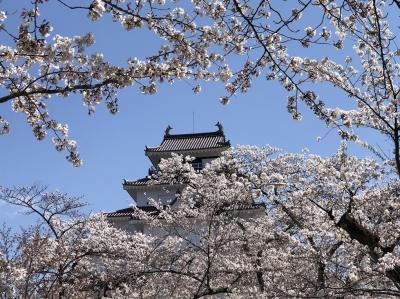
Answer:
[191,158,202,171]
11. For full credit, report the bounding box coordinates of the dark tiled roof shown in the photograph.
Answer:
[123,177,179,187]
[145,130,230,153]
[106,206,160,218]
[123,177,151,186]
[106,203,264,218]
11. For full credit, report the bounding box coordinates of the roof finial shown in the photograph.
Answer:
[164,125,173,136]
[215,121,223,132]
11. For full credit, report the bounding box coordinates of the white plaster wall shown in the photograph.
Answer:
[126,189,137,203]
[202,158,216,168]
[135,186,180,206]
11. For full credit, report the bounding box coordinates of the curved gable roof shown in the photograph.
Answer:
[145,130,230,153]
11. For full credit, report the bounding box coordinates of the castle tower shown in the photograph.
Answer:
[106,123,231,230]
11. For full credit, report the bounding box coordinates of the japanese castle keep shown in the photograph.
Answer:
[106,123,233,231]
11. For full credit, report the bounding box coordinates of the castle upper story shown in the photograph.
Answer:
[106,124,263,232]
[144,122,230,168]
[121,123,230,208]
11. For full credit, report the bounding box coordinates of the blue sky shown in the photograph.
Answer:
[0,1,384,224]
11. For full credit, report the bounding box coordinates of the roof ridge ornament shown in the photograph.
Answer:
[215,121,223,133]
[164,125,173,136]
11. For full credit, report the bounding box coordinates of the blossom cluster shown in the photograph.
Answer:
[1,143,400,297]
[1,0,400,169]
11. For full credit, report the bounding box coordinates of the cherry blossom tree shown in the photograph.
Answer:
[0,185,155,298]
[135,146,400,297]
[1,144,400,297]
[1,0,400,167]
[54,146,399,298]
[2,0,400,297]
